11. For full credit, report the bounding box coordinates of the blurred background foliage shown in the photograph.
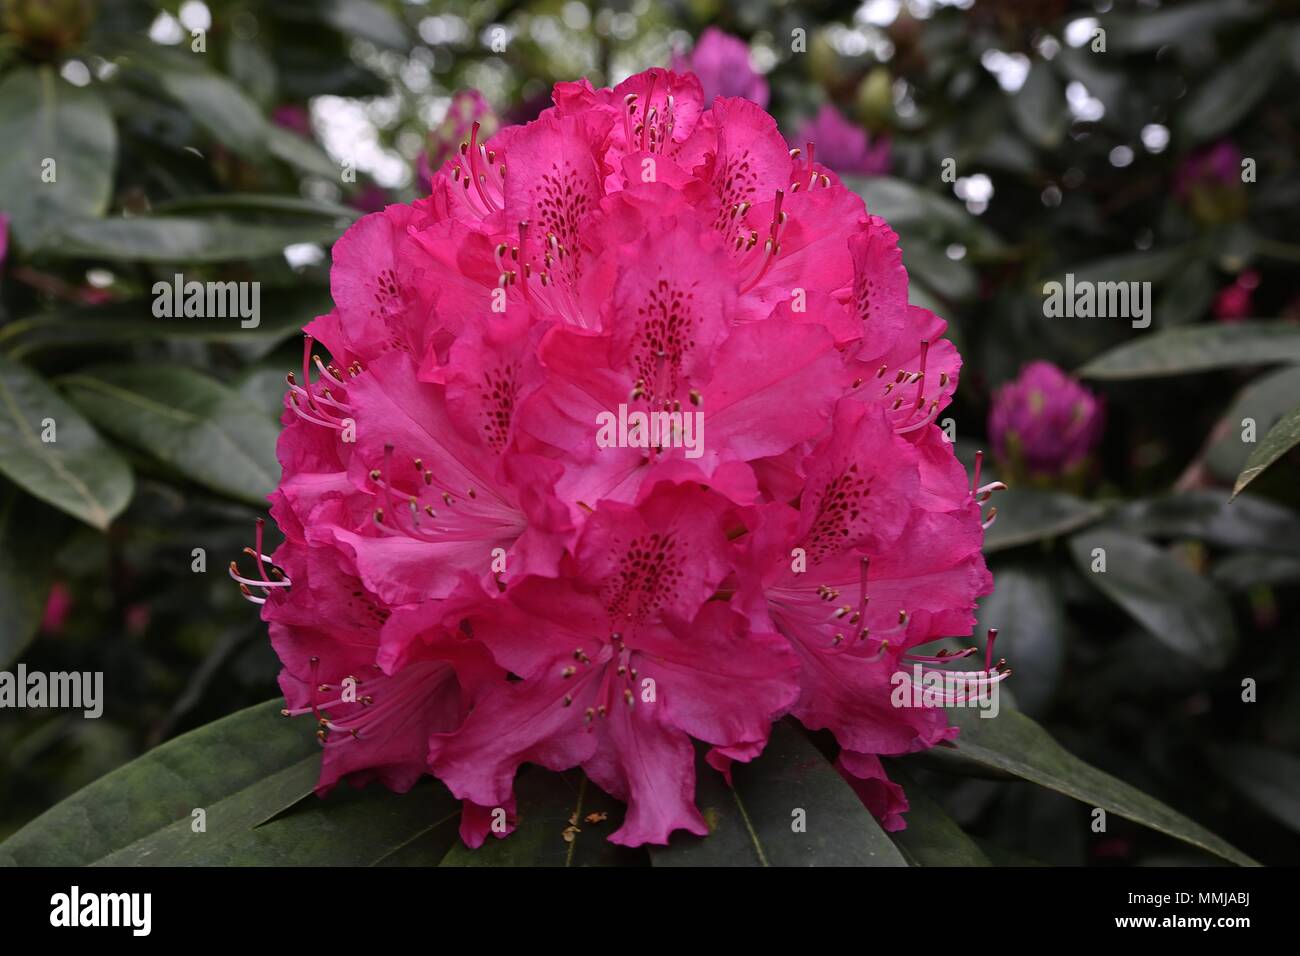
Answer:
[1,0,1299,864]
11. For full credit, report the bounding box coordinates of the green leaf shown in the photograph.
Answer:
[33,215,345,263]
[119,779,462,866]
[1010,61,1066,149]
[0,700,317,866]
[94,756,321,865]
[1207,367,1300,482]
[1179,32,1286,145]
[0,67,117,248]
[123,44,270,159]
[1107,490,1300,555]
[150,193,360,220]
[0,485,67,667]
[1208,743,1300,836]
[843,175,1003,252]
[983,488,1107,553]
[1212,551,1300,590]
[974,563,1066,716]
[1104,0,1261,52]
[266,124,344,179]
[898,238,976,302]
[319,0,411,50]
[650,720,908,866]
[1045,245,1190,289]
[882,764,991,865]
[0,287,333,361]
[1067,529,1237,669]
[0,354,133,530]
[58,365,281,506]
[943,707,1255,865]
[1078,322,1300,379]
[439,769,643,867]
[1234,401,1300,496]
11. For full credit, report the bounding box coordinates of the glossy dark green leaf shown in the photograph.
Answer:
[0,67,117,247]
[59,365,281,506]
[1104,0,1260,52]
[1010,61,1066,149]
[266,125,345,179]
[974,563,1066,716]
[0,287,332,361]
[34,215,345,263]
[882,764,990,866]
[320,0,411,50]
[122,780,462,866]
[150,193,359,220]
[1207,367,1300,482]
[0,700,318,866]
[899,237,977,302]
[1208,743,1300,836]
[123,44,271,158]
[945,707,1254,865]
[94,756,321,865]
[440,769,642,867]
[0,354,133,530]
[1235,401,1300,497]
[1107,490,1300,555]
[650,720,908,866]
[1179,33,1285,145]
[1067,529,1236,668]
[843,175,1003,251]
[1212,551,1300,590]
[1046,245,1189,289]
[1078,322,1300,379]
[0,485,67,667]
[983,488,1107,553]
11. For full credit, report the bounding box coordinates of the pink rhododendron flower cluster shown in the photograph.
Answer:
[234,67,999,848]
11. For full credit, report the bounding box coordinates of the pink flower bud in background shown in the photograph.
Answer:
[989,361,1104,480]
[790,104,891,177]
[40,582,73,635]
[1174,140,1247,225]
[1174,140,1243,199]
[1213,270,1260,323]
[271,104,313,139]
[670,27,768,107]
[416,90,495,193]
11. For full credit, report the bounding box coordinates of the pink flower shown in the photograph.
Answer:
[1213,270,1260,323]
[416,90,495,193]
[246,66,995,845]
[989,361,1104,480]
[271,104,313,139]
[791,104,891,177]
[1174,140,1242,200]
[670,27,768,108]
[40,582,72,634]
[0,212,9,268]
